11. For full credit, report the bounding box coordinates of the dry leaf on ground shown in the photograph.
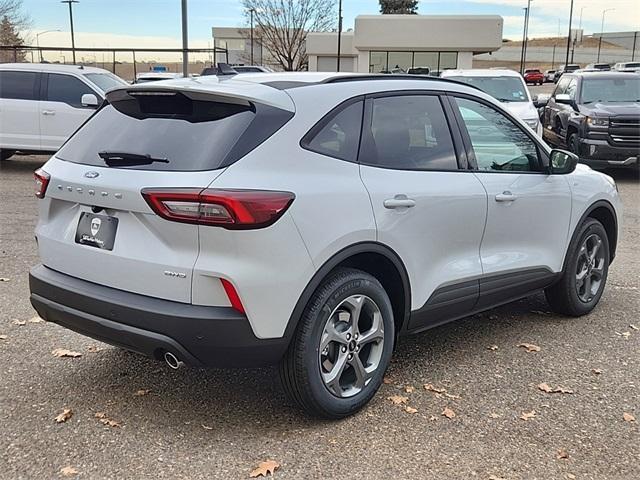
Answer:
[404,385,415,393]
[424,383,447,394]
[616,331,631,339]
[134,389,151,396]
[487,345,499,351]
[28,316,43,323]
[95,412,121,428]
[388,395,408,405]
[12,319,26,326]
[538,383,574,394]
[591,368,602,375]
[52,348,82,358]
[382,376,393,384]
[0,335,7,340]
[629,324,638,331]
[0,277,10,282]
[55,408,73,423]
[521,410,536,421]
[623,412,635,422]
[202,424,213,430]
[557,448,570,460]
[249,459,280,478]
[60,466,78,477]
[404,406,418,414]
[442,407,456,419]
[518,343,541,352]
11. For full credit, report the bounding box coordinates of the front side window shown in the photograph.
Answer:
[303,100,363,162]
[566,79,578,100]
[47,74,96,107]
[454,97,540,173]
[0,71,38,100]
[554,76,571,96]
[361,95,458,171]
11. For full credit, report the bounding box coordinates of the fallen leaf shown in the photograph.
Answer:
[382,376,393,384]
[202,424,213,430]
[489,412,500,419]
[518,343,541,352]
[591,368,602,375]
[487,345,499,351]
[12,319,26,326]
[630,324,639,331]
[616,331,631,339]
[55,408,73,424]
[0,277,10,282]
[404,406,418,414]
[557,448,570,460]
[95,412,121,428]
[28,316,43,323]
[134,389,151,396]
[404,385,415,393]
[567,474,576,480]
[249,459,280,478]
[538,383,574,394]
[388,395,408,405]
[521,410,536,421]
[52,349,82,358]
[442,406,456,419]
[424,383,447,394]
[87,345,103,353]
[60,466,78,477]
[623,412,635,422]
[488,476,505,480]
[0,335,7,340]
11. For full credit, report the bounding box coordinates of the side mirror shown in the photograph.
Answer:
[550,149,578,174]
[555,93,572,105]
[81,93,99,108]
[534,93,550,108]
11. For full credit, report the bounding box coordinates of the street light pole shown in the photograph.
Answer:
[522,0,532,74]
[336,0,342,72]
[36,29,61,63]
[564,0,574,70]
[60,1,78,64]
[181,0,188,77]
[519,7,528,74]
[571,6,586,63]
[597,8,615,63]
[250,8,255,65]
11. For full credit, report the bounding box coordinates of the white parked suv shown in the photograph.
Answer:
[0,63,127,161]
[441,69,543,135]
[29,72,621,418]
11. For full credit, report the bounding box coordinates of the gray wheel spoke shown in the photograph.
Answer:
[343,295,365,333]
[322,351,348,392]
[589,239,602,262]
[320,320,348,352]
[350,354,369,390]
[583,274,592,297]
[591,266,604,279]
[358,312,384,345]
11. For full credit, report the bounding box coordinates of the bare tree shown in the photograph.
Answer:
[379,0,418,14]
[0,0,29,29]
[0,1,30,62]
[241,0,336,71]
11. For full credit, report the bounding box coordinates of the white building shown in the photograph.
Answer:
[307,15,504,74]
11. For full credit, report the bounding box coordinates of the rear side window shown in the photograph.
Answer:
[47,74,97,107]
[361,95,458,171]
[0,71,39,100]
[303,100,363,162]
[56,92,293,171]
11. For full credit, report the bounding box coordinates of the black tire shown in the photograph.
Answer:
[545,218,610,316]
[0,149,16,161]
[568,133,580,155]
[279,267,395,419]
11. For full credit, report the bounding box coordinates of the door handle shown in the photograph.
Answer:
[42,110,56,116]
[383,195,416,209]
[495,191,517,202]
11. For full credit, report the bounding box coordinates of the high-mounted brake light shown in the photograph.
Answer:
[141,188,295,230]
[34,169,50,199]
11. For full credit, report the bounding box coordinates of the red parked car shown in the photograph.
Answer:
[524,69,545,85]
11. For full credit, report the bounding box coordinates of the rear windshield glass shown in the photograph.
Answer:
[84,73,127,92]
[446,76,528,102]
[56,96,292,171]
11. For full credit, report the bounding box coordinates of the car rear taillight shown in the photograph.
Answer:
[141,188,295,229]
[34,169,50,199]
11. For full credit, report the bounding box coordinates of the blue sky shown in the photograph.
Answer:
[21,0,640,45]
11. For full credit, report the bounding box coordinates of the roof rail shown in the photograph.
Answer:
[322,74,482,91]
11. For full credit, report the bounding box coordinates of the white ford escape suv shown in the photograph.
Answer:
[29,72,622,418]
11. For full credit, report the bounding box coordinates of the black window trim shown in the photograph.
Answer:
[299,95,366,164]
[446,92,551,175]
[43,72,101,109]
[358,89,466,173]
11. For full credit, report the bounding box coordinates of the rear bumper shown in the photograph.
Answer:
[29,265,290,367]
[576,138,639,170]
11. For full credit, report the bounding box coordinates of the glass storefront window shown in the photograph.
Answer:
[368,51,458,74]
[387,52,412,73]
[370,51,388,73]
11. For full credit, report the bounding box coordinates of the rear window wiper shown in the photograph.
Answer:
[98,151,169,167]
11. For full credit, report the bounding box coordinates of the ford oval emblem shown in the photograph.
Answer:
[84,171,100,179]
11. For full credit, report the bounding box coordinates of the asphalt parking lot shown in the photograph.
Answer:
[1,150,638,479]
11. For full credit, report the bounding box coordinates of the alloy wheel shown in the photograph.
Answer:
[575,233,606,303]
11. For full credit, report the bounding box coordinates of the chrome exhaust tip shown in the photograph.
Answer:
[164,351,184,370]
